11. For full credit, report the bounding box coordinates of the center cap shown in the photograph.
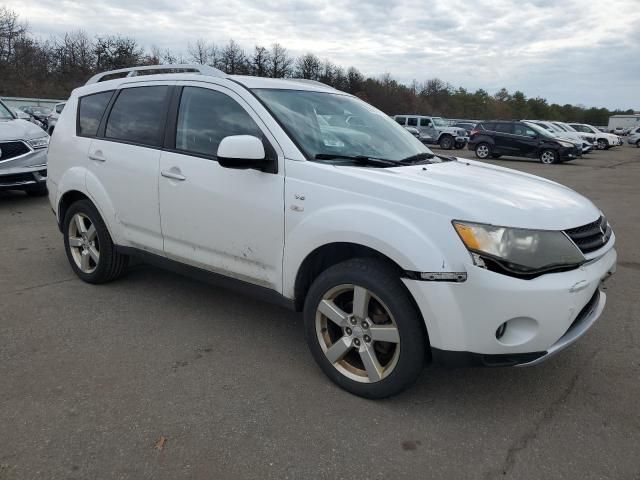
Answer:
[352,326,364,338]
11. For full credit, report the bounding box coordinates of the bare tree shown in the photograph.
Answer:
[220,39,248,74]
[268,43,292,78]
[251,45,270,77]
[187,38,209,64]
[0,6,27,62]
[295,52,321,80]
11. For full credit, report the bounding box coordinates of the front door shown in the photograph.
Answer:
[158,84,285,290]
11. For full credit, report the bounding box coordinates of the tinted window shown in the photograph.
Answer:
[420,118,431,127]
[481,122,495,131]
[395,117,406,125]
[175,87,262,157]
[514,124,537,136]
[78,91,113,136]
[105,86,169,146]
[407,117,418,126]
[495,123,513,133]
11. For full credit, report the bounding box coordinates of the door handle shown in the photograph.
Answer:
[88,151,106,162]
[161,168,186,181]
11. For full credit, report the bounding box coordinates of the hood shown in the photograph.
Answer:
[335,159,600,230]
[0,119,46,141]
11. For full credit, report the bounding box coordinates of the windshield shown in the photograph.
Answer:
[253,89,435,163]
[0,101,14,120]
[432,117,447,127]
[524,122,554,139]
[560,123,577,132]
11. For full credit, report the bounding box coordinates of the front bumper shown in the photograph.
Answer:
[403,246,617,365]
[0,147,48,191]
[455,136,469,144]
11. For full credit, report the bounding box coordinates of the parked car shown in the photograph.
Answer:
[612,127,628,135]
[568,123,623,150]
[18,105,51,132]
[523,120,593,154]
[47,64,616,398]
[550,121,596,149]
[452,122,477,137]
[627,127,640,147]
[0,99,49,196]
[468,120,581,164]
[47,102,66,135]
[394,115,468,150]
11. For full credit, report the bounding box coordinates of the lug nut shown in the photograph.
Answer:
[362,321,369,329]
[350,317,357,326]
[345,327,352,335]
[354,339,361,347]
[364,335,371,343]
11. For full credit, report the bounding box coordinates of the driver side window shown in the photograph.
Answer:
[175,87,263,158]
[420,118,431,127]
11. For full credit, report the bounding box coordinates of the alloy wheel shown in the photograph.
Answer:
[315,284,400,383]
[68,213,100,273]
[597,139,607,150]
[476,144,489,159]
[540,151,556,164]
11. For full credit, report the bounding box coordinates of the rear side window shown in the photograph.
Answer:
[175,87,262,158]
[105,86,169,146]
[495,123,513,133]
[407,117,418,127]
[395,117,406,125]
[78,91,113,137]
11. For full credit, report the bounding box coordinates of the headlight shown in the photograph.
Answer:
[558,140,574,148]
[27,136,49,149]
[453,221,584,275]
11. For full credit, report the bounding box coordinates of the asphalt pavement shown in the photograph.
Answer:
[1,144,639,479]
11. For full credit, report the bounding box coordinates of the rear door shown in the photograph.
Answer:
[492,123,515,154]
[86,82,172,253]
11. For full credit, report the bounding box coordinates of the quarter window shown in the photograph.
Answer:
[175,87,262,158]
[78,91,113,137]
[105,86,169,146]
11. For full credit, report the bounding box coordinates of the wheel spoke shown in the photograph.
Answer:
[68,237,83,248]
[325,337,352,364]
[88,246,99,264]
[318,299,349,327]
[359,345,383,382]
[80,250,90,271]
[86,224,97,241]
[369,324,400,343]
[74,215,87,234]
[352,286,370,319]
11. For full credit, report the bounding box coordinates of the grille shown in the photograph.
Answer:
[565,216,612,254]
[0,141,30,161]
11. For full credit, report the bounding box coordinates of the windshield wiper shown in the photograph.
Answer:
[399,152,436,163]
[314,154,403,167]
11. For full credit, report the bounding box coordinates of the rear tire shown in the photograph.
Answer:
[439,135,454,150]
[303,258,426,399]
[63,199,128,284]
[475,142,491,159]
[454,142,465,149]
[636,140,640,148]
[539,149,559,164]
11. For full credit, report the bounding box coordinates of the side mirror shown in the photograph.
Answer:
[217,135,269,170]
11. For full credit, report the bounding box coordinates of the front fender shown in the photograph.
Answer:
[282,203,453,298]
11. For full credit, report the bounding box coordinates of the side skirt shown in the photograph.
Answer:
[116,246,296,311]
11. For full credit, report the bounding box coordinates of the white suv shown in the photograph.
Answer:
[47,65,617,398]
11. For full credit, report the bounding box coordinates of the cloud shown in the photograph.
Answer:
[8,0,640,109]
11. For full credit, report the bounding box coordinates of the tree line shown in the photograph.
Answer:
[1,7,632,124]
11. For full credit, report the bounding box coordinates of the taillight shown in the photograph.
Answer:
[470,128,480,136]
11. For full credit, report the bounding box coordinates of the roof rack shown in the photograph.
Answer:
[85,64,226,85]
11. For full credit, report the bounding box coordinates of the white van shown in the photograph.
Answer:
[47,65,616,398]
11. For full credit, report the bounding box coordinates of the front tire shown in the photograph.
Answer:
[439,135,454,150]
[63,199,128,284]
[303,258,426,399]
[454,142,465,149]
[539,149,559,164]
[597,138,608,150]
[25,185,48,197]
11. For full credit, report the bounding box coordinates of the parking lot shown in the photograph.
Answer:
[1,145,639,479]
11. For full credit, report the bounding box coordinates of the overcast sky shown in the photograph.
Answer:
[9,0,640,109]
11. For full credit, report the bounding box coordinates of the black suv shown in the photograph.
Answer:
[468,121,581,164]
